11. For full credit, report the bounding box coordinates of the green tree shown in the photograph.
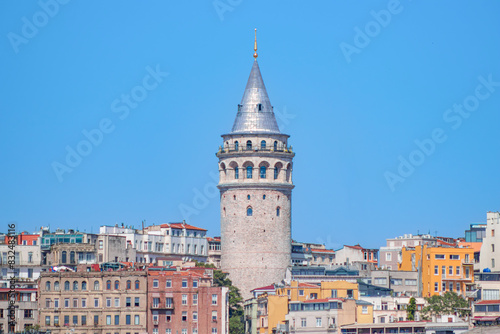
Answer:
[196,262,244,334]
[407,297,417,321]
[421,291,469,320]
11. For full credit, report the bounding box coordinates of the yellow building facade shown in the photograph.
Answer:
[399,245,474,297]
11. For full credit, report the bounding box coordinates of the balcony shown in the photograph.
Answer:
[216,145,294,157]
[150,302,174,309]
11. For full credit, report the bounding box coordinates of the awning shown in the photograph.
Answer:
[473,316,500,321]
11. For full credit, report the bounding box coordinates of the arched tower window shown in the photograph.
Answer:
[247,195,251,200]
[246,140,252,150]
[247,207,253,216]
[260,166,266,178]
[246,166,253,179]
[261,140,266,149]
[234,141,239,151]
[276,207,281,217]
[274,162,283,180]
[235,167,239,179]
[274,141,278,150]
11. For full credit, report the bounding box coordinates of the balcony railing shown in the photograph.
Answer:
[217,145,294,155]
[150,302,174,309]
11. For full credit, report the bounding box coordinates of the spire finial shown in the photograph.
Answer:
[253,28,258,60]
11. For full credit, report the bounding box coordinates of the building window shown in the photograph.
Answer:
[106,315,111,325]
[54,281,60,291]
[54,315,59,326]
[246,140,252,150]
[182,279,188,288]
[246,166,253,178]
[62,251,67,263]
[212,294,218,305]
[316,317,322,327]
[45,316,50,326]
[493,259,496,268]
[73,315,78,325]
[260,166,266,178]
[115,280,119,290]
[94,315,99,325]
[166,279,172,288]
[299,290,304,296]
[247,207,253,216]
[274,141,278,150]
[182,294,188,305]
[193,294,198,305]
[261,140,266,149]
[82,298,87,308]
[73,298,78,308]
[115,315,119,325]
[54,298,59,308]
[126,280,131,289]
[134,315,139,325]
[212,311,217,322]
[73,281,78,290]
[362,306,368,314]
[193,312,198,321]
[234,141,239,151]
[106,297,111,307]
[434,266,438,275]
[99,240,103,250]
[45,281,51,291]
[449,266,453,276]
[182,311,187,322]
[211,329,217,334]
[276,207,280,216]
[64,315,69,326]
[82,281,87,290]
[94,298,99,307]
[126,297,131,307]
[126,315,131,325]
[70,251,75,263]
[94,281,100,290]
[135,280,140,289]
[64,281,70,290]
[234,166,239,179]
[135,297,140,307]
[81,315,86,326]
[193,280,198,288]
[301,318,306,327]
[106,280,111,290]
[435,254,445,259]
[456,266,460,275]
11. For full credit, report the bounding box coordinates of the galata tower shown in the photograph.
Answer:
[216,30,295,299]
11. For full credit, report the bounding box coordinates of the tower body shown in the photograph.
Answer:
[217,59,294,299]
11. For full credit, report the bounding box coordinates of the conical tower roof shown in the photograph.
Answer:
[231,60,281,134]
[231,31,281,134]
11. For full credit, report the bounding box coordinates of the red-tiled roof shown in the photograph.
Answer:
[207,237,221,242]
[159,223,207,231]
[251,285,275,291]
[311,249,335,254]
[346,244,364,250]
[476,300,500,305]
[298,282,319,288]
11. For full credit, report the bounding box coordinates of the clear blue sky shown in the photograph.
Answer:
[1,1,499,249]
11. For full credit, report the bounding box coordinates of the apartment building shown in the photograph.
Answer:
[147,268,228,334]
[0,287,38,333]
[207,237,221,269]
[334,245,378,270]
[101,222,208,264]
[38,268,148,334]
[399,245,474,297]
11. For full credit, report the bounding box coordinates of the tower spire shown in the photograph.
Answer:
[253,28,258,60]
